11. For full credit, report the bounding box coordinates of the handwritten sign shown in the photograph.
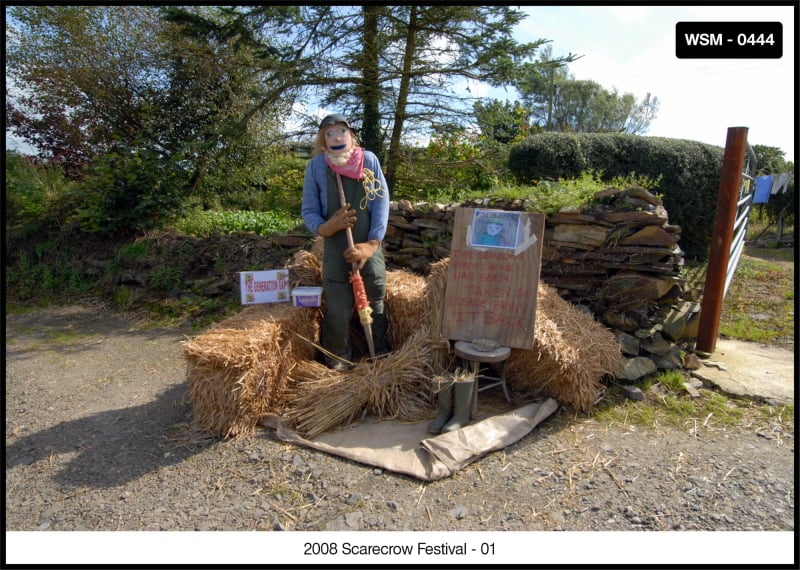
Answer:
[239,270,290,305]
[442,208,545,348]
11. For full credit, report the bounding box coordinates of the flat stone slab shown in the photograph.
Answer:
[691,339,794,405]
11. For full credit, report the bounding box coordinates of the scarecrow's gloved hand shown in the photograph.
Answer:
[318,204,356,237]
[344,240,380,270]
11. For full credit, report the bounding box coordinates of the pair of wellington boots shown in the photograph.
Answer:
[427,379,475,434]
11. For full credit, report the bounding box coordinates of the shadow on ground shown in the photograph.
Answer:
[5,384,221,490]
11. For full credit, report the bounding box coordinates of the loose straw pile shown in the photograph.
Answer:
[283,328,436,438]
[504,282,625,412]
[284,262,451,438]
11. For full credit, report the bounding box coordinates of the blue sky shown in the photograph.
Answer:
[496,4,796,159]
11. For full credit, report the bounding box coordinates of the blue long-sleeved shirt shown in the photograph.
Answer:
[301,150,390,242]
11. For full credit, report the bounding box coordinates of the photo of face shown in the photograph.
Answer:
[324,124,353,155]
[486,222,503,236]
[471,209,522,250]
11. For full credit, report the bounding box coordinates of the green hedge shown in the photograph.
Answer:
[509,133,725,259]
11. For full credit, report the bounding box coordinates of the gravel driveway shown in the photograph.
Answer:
[5,304,795,566]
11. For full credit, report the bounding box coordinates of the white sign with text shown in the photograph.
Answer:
[239,270,290,304]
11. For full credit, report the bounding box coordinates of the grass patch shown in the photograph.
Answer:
[42,328,83,345]
[594,374,793,434]
[719,254,794,346]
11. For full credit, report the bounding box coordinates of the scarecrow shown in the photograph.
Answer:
[300,114,391,370]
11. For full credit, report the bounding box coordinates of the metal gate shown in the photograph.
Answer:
[696,127,757,354]
[724,143,757,298]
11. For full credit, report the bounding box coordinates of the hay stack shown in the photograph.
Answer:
[284,327,436,438]
[183,303,320,438]
[184,239,622,439]
[504,282,625,412]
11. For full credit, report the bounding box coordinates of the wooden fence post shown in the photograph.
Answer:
[696,127,749,354]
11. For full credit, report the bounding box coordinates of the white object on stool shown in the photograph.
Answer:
[453,340,512,417]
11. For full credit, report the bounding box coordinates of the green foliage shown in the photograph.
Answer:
[118,240,152,261]
[68,148,189,236]
[483,171,658,214]
[656,370,688,393]
[4,151,74,239]
[508,132,588,180]
[509,133,724,259]
[148,266,184,292]
[4,237,95,302]
[171,209,302,237]
[112,287,135,311]
[7,5,295,231]
[473,99,533,144]
[392,133,511,201]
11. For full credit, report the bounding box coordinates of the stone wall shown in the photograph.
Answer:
[382,188,702,381]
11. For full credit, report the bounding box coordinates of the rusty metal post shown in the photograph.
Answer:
[696,127,749,354]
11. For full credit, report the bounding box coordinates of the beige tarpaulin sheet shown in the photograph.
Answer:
[260,398,559,481]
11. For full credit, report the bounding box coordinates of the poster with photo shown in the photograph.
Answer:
[470,209,521,250]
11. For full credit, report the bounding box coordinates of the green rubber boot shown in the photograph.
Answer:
[427,382,454,434]
[441,379,475,433]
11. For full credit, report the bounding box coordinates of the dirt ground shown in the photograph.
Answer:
[4,303,796,566]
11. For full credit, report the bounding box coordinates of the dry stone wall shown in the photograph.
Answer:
[382,189,702,382]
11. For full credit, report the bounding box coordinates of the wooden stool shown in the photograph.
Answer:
[453,340,512,417]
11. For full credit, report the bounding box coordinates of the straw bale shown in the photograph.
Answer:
[285,246,323,288]
[385,269,427,349]
[284,328,436,438]
[505,283,624,412]
[183,303,321,438]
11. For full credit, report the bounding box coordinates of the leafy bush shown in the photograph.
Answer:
[4,234,95,302]
[507,132,588,181]
[203,153,307,216]
[67,147,189,236]
[392,133,512,201]
[509,133,724,259]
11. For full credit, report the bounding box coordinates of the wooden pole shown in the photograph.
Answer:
[335,173,376,358]
[696,127,749,354]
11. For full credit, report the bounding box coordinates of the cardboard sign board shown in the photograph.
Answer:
[240,270,290,305]
[442,208,545,349]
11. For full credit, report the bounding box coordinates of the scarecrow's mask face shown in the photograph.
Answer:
[486,222,503,236]
[323,124,354,155]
